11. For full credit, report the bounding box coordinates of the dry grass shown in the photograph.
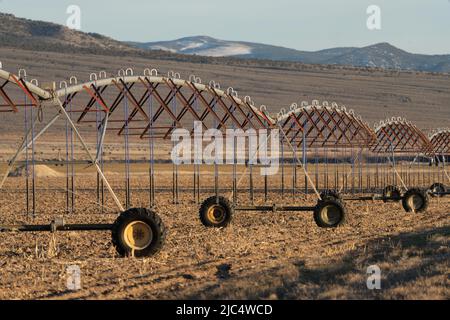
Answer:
[0,48,448,300]
[0,168,448,300]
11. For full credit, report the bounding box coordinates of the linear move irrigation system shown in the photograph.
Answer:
[0,64,448,257]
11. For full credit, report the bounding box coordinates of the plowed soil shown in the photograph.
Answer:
[0,48,448,299]
[0,167,448,300]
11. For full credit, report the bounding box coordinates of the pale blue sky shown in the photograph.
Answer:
[1,0,450,54]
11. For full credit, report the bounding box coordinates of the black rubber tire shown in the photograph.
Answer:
[199,196,233,228]
[320,190,343,202]
[382,185,402,203]
[402,188,429,213]
[429,183,446,198]
[313,199,346,228]
[112,208,166,258]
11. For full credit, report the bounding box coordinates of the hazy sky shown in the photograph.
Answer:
[1,0,450,54]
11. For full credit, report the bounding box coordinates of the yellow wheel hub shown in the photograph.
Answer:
[320,205,341,225]
[123,221,153,250]
[207,205,226,224]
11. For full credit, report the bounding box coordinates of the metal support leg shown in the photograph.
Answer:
[0,112,61,190]
[55,98,125,212]
[278,124,321,200]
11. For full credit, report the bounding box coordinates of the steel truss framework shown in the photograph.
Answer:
[0,66,449,208]
[54,72,274,138]
[277,100,377,148]
[0,64,449,257]
[368,118,449,190]
[372,117,433,154]
[429,129,450,156]
[2,67,441,153]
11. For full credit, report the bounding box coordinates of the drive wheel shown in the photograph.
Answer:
[320,189,343,202]
[429,183,446,198]
[199,196,233,228]
[112,208,166,257]
[402,188,429,213]
[313,199,346,228]
[383,185,401,202]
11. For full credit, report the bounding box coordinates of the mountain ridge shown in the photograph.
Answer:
[130,36,450,72]
[1,12,450,73]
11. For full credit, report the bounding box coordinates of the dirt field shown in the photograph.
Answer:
[0,48,449,300]
[0,164,448,300]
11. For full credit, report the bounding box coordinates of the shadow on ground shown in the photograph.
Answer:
[184,225,449,299]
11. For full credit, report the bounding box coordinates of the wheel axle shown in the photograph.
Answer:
[0,223,113,233]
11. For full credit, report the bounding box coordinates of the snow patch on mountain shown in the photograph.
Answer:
[141,36,252,57]
[196,44,252,57]
[179,41,204,52]
[129,36,450,73]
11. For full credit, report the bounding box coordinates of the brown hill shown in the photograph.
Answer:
[4,12,449,75]
[0,12,139,53]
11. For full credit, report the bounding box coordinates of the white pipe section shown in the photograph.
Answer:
[0,69,51,100]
